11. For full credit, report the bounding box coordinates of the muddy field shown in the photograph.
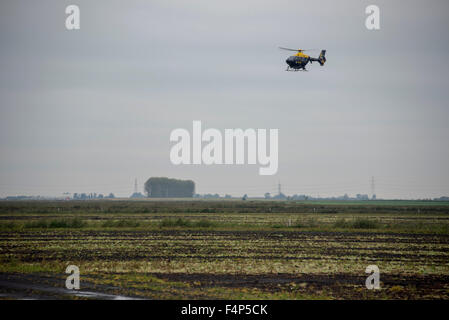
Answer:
[1,200,449,299]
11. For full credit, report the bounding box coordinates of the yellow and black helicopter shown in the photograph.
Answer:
[280,47,326,71]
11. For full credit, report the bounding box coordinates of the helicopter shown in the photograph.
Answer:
[279,47,326,71]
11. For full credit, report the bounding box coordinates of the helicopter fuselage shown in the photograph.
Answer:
[286,55,310,70]
[285,56,310,69]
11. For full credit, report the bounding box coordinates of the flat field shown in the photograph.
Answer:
[0,200,448,299]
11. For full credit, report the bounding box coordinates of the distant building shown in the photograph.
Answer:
[356,194,369,200]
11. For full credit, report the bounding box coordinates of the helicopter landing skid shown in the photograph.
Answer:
[286,67,307,72]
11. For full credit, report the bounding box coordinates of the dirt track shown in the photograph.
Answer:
[0,273,141,300]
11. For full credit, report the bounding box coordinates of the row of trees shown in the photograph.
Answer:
[73,193,115,200]
[144,177,195,198]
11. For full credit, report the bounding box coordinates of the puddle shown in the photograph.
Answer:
[0,273,145,300]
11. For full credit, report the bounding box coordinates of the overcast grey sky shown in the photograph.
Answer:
[1,0,449,199]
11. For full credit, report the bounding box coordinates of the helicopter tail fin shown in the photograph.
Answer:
[318,50,326,66]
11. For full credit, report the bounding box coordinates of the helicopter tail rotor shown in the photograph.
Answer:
[318,50,326,66]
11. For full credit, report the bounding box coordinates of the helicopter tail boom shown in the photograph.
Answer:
[309,50,326,66]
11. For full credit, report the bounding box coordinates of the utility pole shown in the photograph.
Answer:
[134,178,138,194]
[371,176,376,200]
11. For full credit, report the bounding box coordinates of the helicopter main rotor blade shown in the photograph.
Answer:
[279,47,300,52]
[279,47,318,52]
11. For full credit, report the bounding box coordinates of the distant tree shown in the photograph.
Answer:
[144,177,195,198]
[242,194,248,201]
[264,192,271,199]
[273,192,286,200]
[107,193,115,199]
[130,192,144,199]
